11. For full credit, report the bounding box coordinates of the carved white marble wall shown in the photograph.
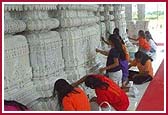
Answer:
[4,4,64,111]
[4,5,40,105]
[21,4,64,110]
[49,4,102,98]
[104,4,115,35]
[96,5,106,50]
[98,5,115,37]
[113,5,127,40]
[4,4,128,111]
[51,5,101,83]
[97,4,115,51]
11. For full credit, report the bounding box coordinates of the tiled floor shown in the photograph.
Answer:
[127,46,165,111]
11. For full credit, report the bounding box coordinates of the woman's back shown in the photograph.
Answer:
[62,88,90,111]
[130,59,153,77]
[94,75,129,111]
[122,44,130,61]
[138,37,151,51]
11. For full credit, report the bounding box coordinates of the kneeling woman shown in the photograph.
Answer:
[129,51,153,84]
[53,79,90,111]
[72,74,129,111]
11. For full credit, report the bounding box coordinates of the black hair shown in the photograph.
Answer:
[4,100,28,111]
[126,29,128,33]
[113,27,125,45]
[135,51,153,65]
[113,28,120,35]
[145,31,157,45]
[53,79,79,107]
[85,75,109,90]
[108,34,126,60]
[138,30,146,38]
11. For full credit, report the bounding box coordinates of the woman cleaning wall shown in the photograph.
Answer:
[53,79,90,111]
[72,74,129,111]
[96,34,124,86]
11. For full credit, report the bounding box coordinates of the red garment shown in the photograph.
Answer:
[138,37,151,51]
[4,105,30,111]
[62,88,90,111]
[93,74,129,111]
[4,105,19,111]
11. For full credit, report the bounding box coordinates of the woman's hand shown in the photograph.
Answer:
[96,49,109,56]
[90,97,97,102]
[99,67,106,73]
[96,48,100,53]
[71,82,78,87]
[101,36,105,41]
[71,75,88,87]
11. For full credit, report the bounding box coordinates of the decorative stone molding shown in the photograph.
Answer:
[4,4,23,11]
[26,18,59,31]
[4,11,26,34]
[21,10,59,31]
[25,31,63,77]
[4,82,41,105]
[58,4,99,11]
[51,10,95,18]
[4,35,38,105]
[113,4,127,39]
[4,35,30,88]
[98,5,104,12]
[24,30,64,98]
[60,16,99,28]
[4,19,26,34]
[23,4,58,11]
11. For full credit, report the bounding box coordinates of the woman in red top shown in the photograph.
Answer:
[73,74,129,111]
[128,51,153,84]
[53,79,90,111]
[138,30,151,53]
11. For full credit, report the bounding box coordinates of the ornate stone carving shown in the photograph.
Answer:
[25,31,63,78]
[4,12,26,34]
[60,16,99,27]
[4,4,128,111]
[4,4,23,11]
[26,18,59,31]
[20,5,65,103]
[4,35,38,105]
[58,4,101,86]
[4,19,26,34]
[23,4,58,11]
[58,4,99,11]
[21,10,59,31]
